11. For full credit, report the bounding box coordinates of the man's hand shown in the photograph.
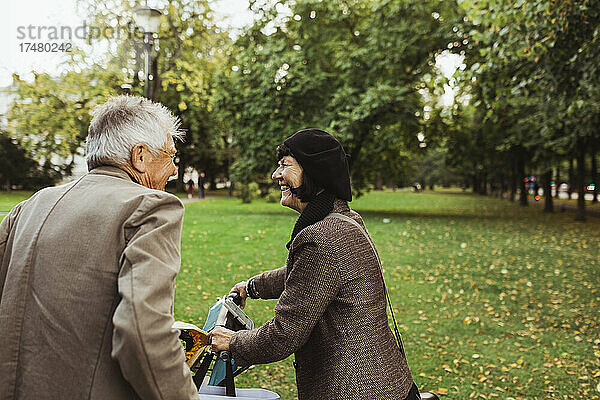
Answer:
[229,281,248,309]
[209,327,234,353]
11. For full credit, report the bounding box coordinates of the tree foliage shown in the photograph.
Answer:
[77,0,234,189]
[7,0,231,188]
[436,0,600,218]
[7,68,121,177]
[0,129,61,189]
[214,0,461,194]
[5,0,599,214]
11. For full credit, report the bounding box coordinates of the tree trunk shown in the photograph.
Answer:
[509,160,516,202]
[568,158,574,200]
[543,169,553,212]
[592,144,598,203]
[554,165,560,199]
[176,163,185,193]
[518,153,528,206]
[176,153,186,193]
[209,175,217,191]
[375,170,384,190]
[575,138,586,221]
[481,172,488,195]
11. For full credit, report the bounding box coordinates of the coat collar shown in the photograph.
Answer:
[88,165,135,183]
[331,198,350,214]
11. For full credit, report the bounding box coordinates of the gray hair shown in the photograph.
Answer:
[86,95,184,170]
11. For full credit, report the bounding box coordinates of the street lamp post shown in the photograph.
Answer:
[133,6,162,99]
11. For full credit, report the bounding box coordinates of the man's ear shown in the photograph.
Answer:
[131,143,148,173]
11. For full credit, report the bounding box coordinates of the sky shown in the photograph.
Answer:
[0,0,254,88]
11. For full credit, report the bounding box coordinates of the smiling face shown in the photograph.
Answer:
[271,155,306,213]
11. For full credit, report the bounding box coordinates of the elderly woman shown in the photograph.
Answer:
[210,129,419,399]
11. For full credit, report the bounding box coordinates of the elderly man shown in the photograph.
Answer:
[0,96,198,399]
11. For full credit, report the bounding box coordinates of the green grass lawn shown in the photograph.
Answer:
[1,190,599,399]
[0,191,33,213]
[552,197,600,211]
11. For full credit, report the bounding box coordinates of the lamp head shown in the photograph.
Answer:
[133,6,162,34]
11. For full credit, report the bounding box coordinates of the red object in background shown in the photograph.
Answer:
[534,195,541,201]
[523,178,528,182]
[531,177,536,182]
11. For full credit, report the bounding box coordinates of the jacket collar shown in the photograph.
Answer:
[88,165,135,183]
[331,198,350,214]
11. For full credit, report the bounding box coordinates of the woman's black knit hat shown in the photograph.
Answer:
[283,128,352,202]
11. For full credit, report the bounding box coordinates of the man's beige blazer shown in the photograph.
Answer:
[0,166,198,400]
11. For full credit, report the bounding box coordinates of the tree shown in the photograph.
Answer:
[213,0,461,194]
[7,68,122,179]
[447,0,600,219]
[6,0,231,188]
[0,129,61,189]
[77,0,233,191]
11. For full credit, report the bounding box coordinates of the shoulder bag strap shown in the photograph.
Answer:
[326,213,406,356]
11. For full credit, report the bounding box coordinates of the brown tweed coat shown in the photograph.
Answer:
[230,199,414,399]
